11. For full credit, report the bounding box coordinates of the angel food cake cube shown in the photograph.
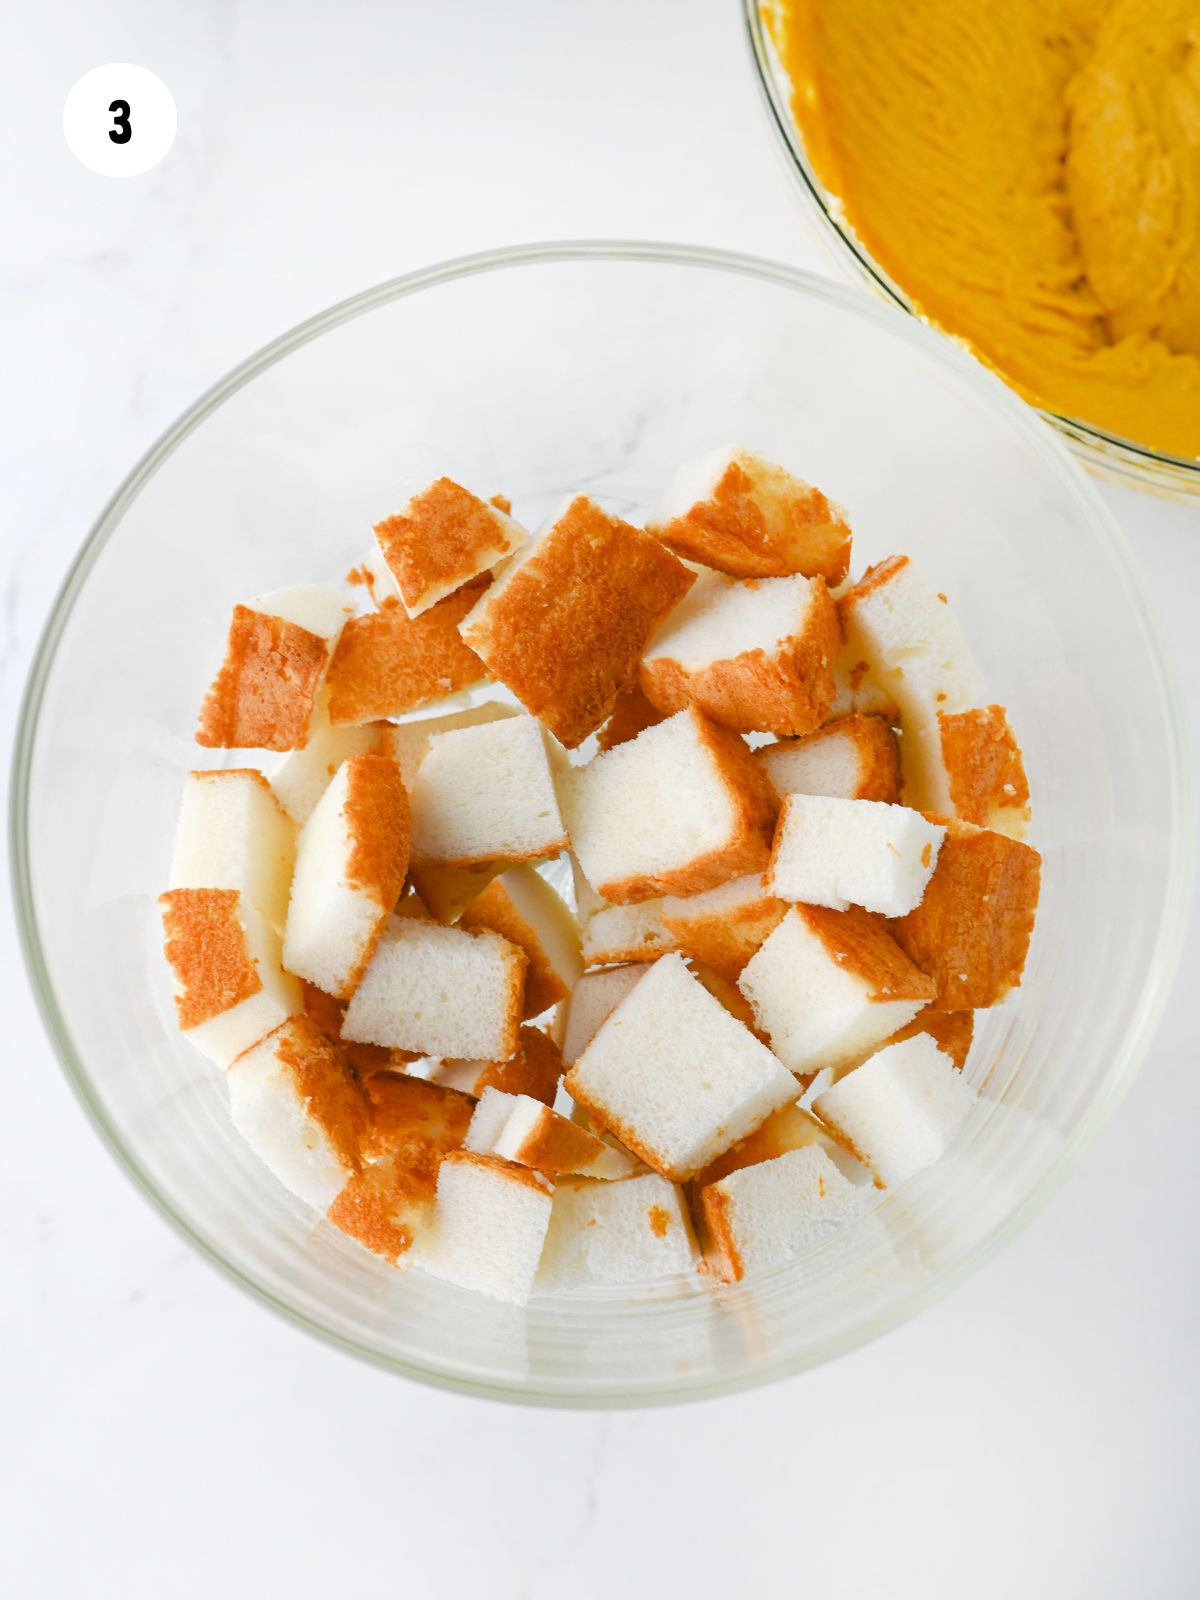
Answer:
[196,586,350,751]
[465,1087,636,1178]
[839,556,986,811]
[563,952,798,1181]
[697,1144,866,1283]
[639,571,840,736]
[648,446,852,583]
[159,887,300,1067]
[430,1023,564,1106]
[300,978,416,1075]
[376,700,517,788]
[756,714,901,804]
[373,477,528,617]
[937,705,1031,838]
[226,1015,368,1210]
[342,918,527,1061]
[738,904,936,1076]
[168,768,296,932]
[661,874,786,981]
[891,817,1041,1010]
[283,753,410,998]
[813,1033,979,1187]
[409,714,567,866]
[580,899,681,965]
[459,865,582,1017]
[422,1151,554,1305]
[562,707,779,904]
[325,582,488,726]
[326,1073,474,1263]
[765,794,945,917]
[561,965,646,1064]
[537,1173,697,1290]
[270,685,383,824]
[459,495,695,748]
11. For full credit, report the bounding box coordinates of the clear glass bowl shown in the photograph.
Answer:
[744,1,1200,501]
[11,242,1194,1405]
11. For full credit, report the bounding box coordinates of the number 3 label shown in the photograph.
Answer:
[108,99,132,145]
[64,65,175,176]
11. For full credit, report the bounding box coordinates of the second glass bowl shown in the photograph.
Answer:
[744,0,1200,501]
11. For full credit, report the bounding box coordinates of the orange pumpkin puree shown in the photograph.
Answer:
[770,0,1200,458]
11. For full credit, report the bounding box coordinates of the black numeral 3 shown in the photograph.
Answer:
[108,99,131,144]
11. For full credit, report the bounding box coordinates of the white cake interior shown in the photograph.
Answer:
[342,918,520,1060]
[738,909,923,1075]
[766,794,944,917]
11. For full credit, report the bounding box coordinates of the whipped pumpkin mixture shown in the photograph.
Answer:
[772,0,1200,458]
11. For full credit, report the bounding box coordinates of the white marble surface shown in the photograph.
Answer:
[3,1,1198,1594]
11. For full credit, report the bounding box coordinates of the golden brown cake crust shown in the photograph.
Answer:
[342,753,411,910]
[441,1147,554,1193]
[469,1024,565,1105]
[461,496,695,748]
[274,1014,370,1172]
[327,1071,472,1262]
[325,585,487,725]
[760,712,902,804]
[300,979,418,1074]
[839,554,910,616]
[889,1006,975,1069]
[695,1183,744,1282]
[459,878,571,1018]
[651,459,852,584]
[189,766,280,798]
[891,818,1041,1009]
[597,711,781,903]
[844,713,903,802]
[938,706,1031,828]
[596,684,666,751]
[159,888,262,1030]
[496,941,530,1062]
[196,605,329,752]
[663,887,787,980]
[509,1106,608,1173]
[326,1162,418,1263]
[362,1070,473,1157]
[797,902,938,1003]
[692,1103,823,1188]
[639,576,841,737]
[374,478,518,613]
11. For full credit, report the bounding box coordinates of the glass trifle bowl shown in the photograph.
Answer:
[12,243,1193,1405]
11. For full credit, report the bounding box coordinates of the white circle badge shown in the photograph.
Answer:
[63,64,177,177]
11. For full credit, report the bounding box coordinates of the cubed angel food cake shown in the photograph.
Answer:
[159,445,1039,1304]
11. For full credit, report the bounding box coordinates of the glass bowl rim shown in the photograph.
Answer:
[10,239,1196,1407]
[742,0,1200,494]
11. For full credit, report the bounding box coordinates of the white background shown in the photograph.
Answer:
[4,2,1199,1594]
